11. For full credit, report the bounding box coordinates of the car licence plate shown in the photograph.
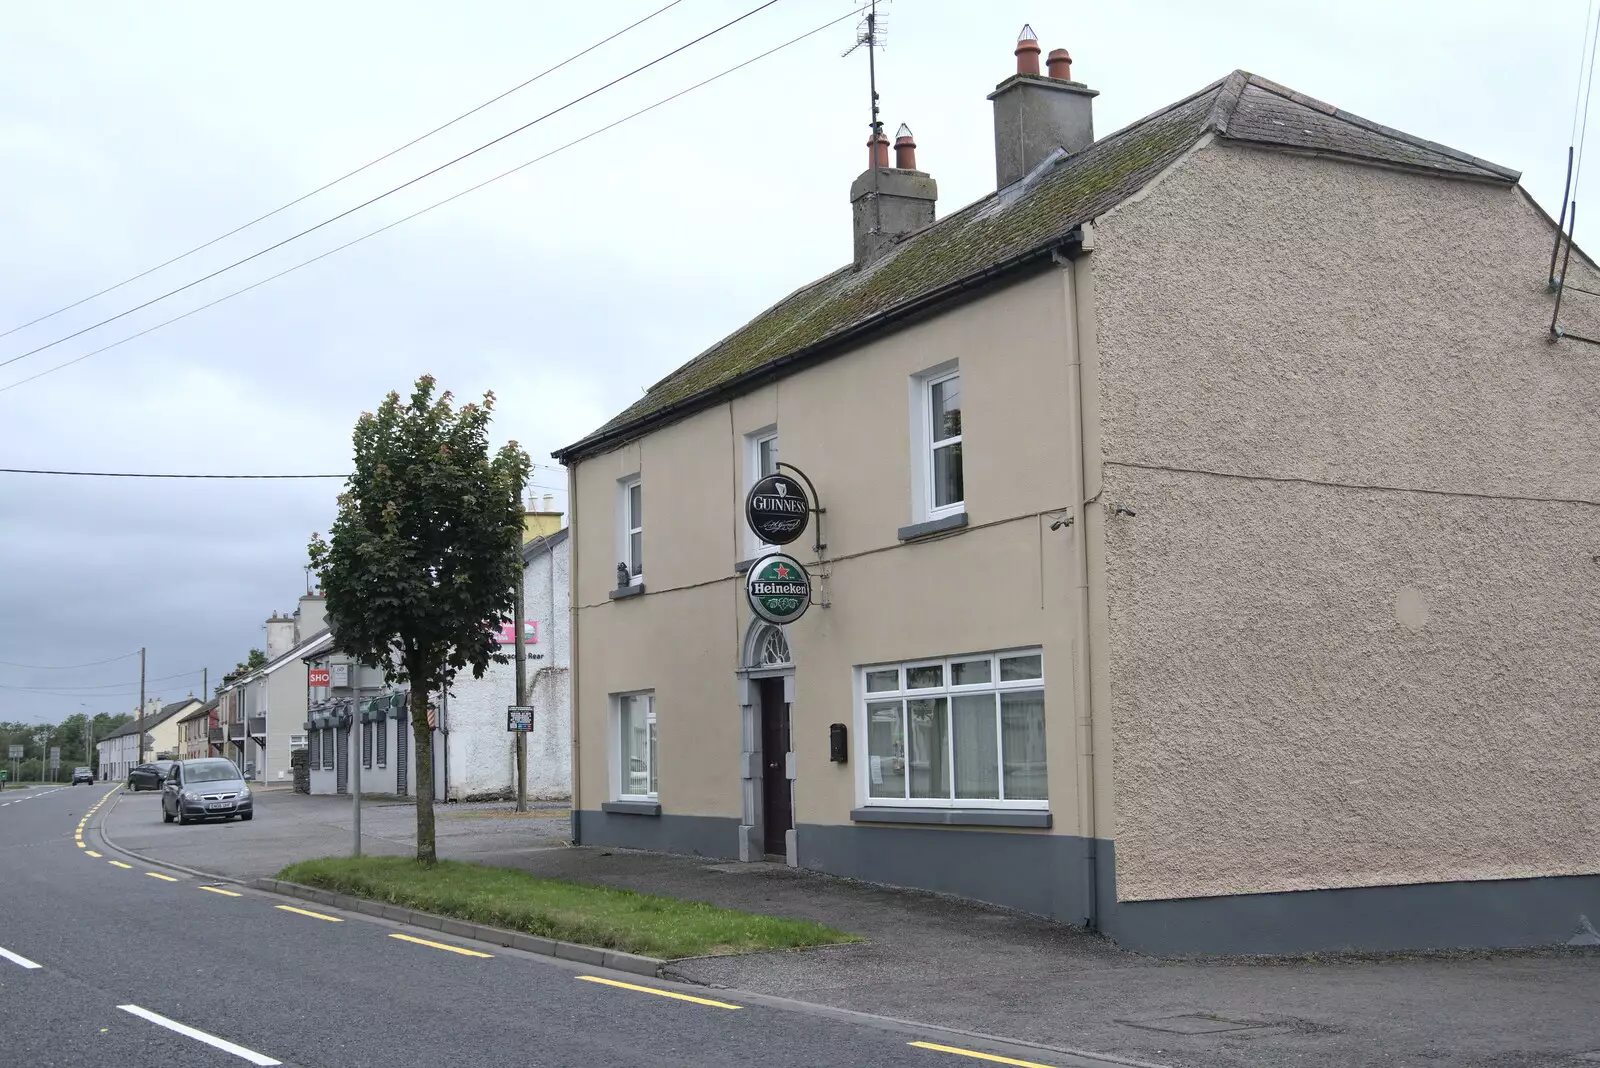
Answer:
[206,802,232,810]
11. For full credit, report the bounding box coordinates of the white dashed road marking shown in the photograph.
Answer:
[117,1005,281,1066]
[0,945,42,969]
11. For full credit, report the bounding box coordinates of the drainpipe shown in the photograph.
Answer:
[567,463,581,846]
[1055,227,1100,931]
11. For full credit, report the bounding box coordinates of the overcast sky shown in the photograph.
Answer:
[0,0,1583,723]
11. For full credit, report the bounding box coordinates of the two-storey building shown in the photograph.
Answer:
[215,593,326,782]
[97,697,199,781]
[553,29,1600,955]
[176,697,220,760]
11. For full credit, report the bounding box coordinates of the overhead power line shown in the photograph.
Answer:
[1,668,203,693]
[0,469,565,493]
[0,651,142,670]
[0,0,782,375]
[0,468,345,479]
[0,6,862,396]
[0,1,684,344]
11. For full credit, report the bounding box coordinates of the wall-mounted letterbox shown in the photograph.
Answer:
[829,723,848,764]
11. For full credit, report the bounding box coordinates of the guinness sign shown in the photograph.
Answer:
[745,553,812,625]
[745,474,810,546]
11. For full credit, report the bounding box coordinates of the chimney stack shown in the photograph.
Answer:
[988,25,1099,189]
[850,122,938,266]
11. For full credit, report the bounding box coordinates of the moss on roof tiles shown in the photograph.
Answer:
[565,86,1219,457]
[557,70,1515,461]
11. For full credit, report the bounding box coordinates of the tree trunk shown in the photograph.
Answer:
[410,686,437,864]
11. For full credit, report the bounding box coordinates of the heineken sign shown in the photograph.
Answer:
[745,553,812,625]
[745,474,810,546]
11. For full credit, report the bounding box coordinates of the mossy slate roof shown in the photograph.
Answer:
[555,72,1518,462]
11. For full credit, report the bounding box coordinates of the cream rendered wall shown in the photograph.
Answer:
[264,667,308,783]
[147,702,193,760]
[1091,141,1600,902]
[571,268,1087,836]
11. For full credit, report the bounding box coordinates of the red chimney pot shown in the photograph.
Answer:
[893,124,917,170]
[1047,48,1073,81]
[866,130,890,169]
[1015,24,1041,76]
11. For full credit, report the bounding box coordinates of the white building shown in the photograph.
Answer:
[442,527,570,801]
[302,520,570,803]
[303,654,444,801]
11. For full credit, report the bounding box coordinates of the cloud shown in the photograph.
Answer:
[0,0,1580,720]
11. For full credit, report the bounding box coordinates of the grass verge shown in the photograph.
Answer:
[277,855,860,959]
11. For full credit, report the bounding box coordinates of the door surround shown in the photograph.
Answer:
[737,621,795,865]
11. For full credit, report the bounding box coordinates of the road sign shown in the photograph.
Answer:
[0,770,8,781]
[48,747,59,769]
[507,706,535,732]
[7,745,20,760]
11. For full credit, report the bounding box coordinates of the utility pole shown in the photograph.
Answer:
[514,489,529,814]
[137,647,147,765]
[202,667,208,702]
[351,700,362,858]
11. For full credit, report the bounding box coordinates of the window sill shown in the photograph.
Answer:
[601,800,661,816]
[897,511,968,542]
[608,584,645,600]
[850,806,1051,829]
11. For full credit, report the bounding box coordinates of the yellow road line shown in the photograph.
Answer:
[85,850,102,858]
[575,975,741,1009]
[146,872,179,883]
[908,1041,1062,1067]
[76,841,86,848]
[108,861,132,869]
[388,933,493,958]
[274,905,342,923]
[199,886,242,897]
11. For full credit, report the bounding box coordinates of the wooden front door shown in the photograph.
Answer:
[758,677,792,858]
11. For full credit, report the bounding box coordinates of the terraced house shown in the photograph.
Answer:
[553,28,1600,954]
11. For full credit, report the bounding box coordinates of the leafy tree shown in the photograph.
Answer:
[308,376,529,863]
[231,648,268,675]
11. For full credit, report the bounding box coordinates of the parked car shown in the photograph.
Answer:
[160,758,252,825]
[70,766,93,785]
[127,760,176,791]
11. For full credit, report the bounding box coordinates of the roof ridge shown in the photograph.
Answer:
[1235,73,1519,181]
[1204,70,1252,135]
[556,69,1520,462]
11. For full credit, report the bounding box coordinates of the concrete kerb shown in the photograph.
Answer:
[251,878,665,978]
[98,788,247,884]
[96,790,665,978]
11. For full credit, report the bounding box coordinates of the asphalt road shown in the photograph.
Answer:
[0,785,1148,1068]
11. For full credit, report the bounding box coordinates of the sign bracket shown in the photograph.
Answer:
[774,462,826,559]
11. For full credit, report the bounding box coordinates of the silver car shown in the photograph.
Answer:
[160,758,253,825]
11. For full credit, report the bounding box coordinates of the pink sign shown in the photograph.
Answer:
[495,620,538,646]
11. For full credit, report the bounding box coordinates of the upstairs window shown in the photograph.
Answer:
[618,475,643,585]
[744,426,779,555]
[912,364,964,522]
